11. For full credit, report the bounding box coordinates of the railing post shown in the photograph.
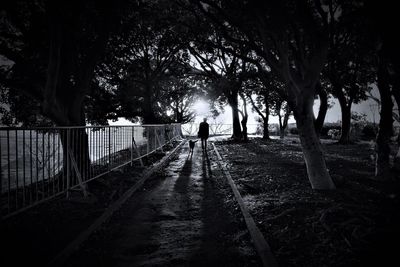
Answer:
[108,127,111,170]
[146,127,149,154]
[130,127,134,166]
[66,129,70,198]
[154,127,157,151]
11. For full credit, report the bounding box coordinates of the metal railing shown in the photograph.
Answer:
[181,123,263,137]
[0,124,182,219]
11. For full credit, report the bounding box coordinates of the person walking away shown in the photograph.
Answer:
[198,118,209,151]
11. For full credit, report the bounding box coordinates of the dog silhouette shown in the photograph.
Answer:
[188,139,199,156]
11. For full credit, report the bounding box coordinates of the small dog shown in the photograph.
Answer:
[188,139,199,156]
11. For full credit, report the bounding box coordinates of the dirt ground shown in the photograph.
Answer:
[2,136,399,267]
[215,136,400,267]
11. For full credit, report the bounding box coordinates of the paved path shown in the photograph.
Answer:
[64,142,259,267]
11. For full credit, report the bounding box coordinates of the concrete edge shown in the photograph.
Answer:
[212,142,278,267]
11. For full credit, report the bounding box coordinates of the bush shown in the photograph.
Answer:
[320,124,341,137]
[362,124,377,140]
[327,129,340,140]
[289,127,298,135]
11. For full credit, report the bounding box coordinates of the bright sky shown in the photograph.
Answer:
[108,84,392,127]
[191,90,381,126]
[109,93,382,127]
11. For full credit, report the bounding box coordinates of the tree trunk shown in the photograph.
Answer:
[375,58,394,178]
[143,88,158,124]
[263,117,270,140]
[240,94,248,141]
[278,112,284,139]
[241,116,248,141]
[279,126,285,139]
[333,82,353,144]
[280,106,290,139]
[392,76,400,172]
[293,92,336,190]
[228,91,242,140]
[263,92,270,140]
[314,82,328,135]
[338,104,352,144]
[231,104,242,140]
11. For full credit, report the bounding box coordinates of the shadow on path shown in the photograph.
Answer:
[63,143,259,267]
[188,150,255,267]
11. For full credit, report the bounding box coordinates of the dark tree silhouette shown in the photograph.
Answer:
[0,0,130,179]
[319,1,373,144]
[194,0,336,189]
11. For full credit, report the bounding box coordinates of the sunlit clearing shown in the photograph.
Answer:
[193,99,210,116]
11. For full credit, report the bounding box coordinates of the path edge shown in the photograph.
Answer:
[212,142,278,267]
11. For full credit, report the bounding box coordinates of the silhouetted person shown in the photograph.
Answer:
[198,118,209,151]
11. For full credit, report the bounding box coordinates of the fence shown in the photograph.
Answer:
[181,123,264,137]
[0,124,182,219]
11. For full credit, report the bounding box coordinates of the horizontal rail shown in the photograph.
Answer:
[0,124,182,219]
[181,123,263,137]
[0,124,182,130]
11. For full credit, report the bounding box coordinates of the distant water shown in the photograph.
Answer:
[0,127,146,192]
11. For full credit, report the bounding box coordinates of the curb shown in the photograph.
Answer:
[212,142,278,267]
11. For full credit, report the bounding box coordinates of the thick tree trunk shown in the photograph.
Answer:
[56,99,90,192]
[279,126,285,139]
[263,117,270,140]
[314,82,328,135]
[241,116,248,141]
[375,59,394,178]
[143,91,158,124]
[228,91,242,140]
[333,83,353,144]
[231,105,242,140]
[395,139,400,172]
[293,93,336,190]
[392,77,400,172]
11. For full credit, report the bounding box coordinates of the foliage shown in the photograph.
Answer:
[98,0,194,124]
[361,124,378,140]
[320,124,341,137]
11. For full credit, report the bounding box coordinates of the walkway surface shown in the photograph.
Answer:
[64,142,259,267]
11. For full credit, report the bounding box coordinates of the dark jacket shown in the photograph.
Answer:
[198,122,209,139]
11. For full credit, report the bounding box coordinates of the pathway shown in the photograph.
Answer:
[63,142,259,267]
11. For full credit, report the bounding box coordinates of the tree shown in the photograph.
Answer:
[375,52,394,178]
[314,81,329,135]
[0,0,130,180]
[244,71,282,140]
[195,0,336,189]
[269,90,292,139]
[100,0,190,124]
[162,76,202,123]
[320,1,373,144]
[364,1,400,178]
[189,34,246,140]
